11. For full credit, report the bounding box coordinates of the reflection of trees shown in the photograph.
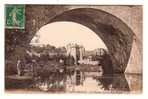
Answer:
[21,45,68,91]
[96,49,130,91]
[97,74,130,91]
[111,74,130,92]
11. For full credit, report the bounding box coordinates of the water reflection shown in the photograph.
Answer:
[33,68,130,93]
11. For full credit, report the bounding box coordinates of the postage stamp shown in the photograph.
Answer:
[5,5,25,29]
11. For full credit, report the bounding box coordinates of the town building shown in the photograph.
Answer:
[66,43,85,65]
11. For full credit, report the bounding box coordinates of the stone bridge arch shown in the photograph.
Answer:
[26,7,134,73]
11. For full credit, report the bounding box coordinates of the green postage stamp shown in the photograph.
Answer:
[5,5,25,29]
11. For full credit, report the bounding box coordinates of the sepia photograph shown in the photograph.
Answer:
[5,5,142,94]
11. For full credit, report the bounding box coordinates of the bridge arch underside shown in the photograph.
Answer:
[27,8,134,73]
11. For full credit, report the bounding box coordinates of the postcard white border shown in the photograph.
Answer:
[0,0,148,99]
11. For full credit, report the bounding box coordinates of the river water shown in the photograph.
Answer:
[5,69,142,93]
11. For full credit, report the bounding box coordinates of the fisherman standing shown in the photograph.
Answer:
[16,59,24,76]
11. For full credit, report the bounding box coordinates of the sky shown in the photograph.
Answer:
[30,22,107,51]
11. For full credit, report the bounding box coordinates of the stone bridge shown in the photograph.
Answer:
[5,5,142,74]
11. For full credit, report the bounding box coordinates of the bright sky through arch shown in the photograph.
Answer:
[30,22,107,51]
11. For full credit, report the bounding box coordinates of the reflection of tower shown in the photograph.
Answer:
[74,69,84,86]
[66,44,85,65]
